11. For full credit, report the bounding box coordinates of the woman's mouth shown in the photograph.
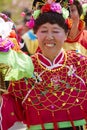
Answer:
[45,43,55,47]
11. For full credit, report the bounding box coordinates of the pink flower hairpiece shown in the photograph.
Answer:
[69,0,74,4]
[26,9,41,29]
[26,17,35,29]
[51,3,62,13]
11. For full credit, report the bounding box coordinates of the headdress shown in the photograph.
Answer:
[32,0,74,9]
[27,0,73,29]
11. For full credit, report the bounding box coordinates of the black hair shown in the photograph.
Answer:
[1,10,11,18]
[73,0,83,17]
[33,11,68,34]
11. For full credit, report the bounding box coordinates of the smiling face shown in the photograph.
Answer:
[36,23,67,61]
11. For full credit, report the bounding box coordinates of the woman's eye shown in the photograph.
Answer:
[53,31,59,33]
[40,30,59,33]
[41,30,47,33]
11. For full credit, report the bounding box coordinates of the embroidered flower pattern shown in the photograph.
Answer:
[68,65,76,76]
[32,72,42,83]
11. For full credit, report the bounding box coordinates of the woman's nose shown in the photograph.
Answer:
[46,33,54,40]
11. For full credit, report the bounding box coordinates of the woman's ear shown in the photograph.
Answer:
[64,32,68,41]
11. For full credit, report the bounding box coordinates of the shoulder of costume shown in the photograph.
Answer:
[66,50,87,62]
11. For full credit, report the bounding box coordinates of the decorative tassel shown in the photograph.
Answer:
[15,98,23,120]
[25,106,30,128]
[80,105,87,123]
[67,110,76,130]
[52,112,59,130]
[37,111,45,130]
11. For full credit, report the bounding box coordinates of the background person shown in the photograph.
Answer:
[63,0,87,56]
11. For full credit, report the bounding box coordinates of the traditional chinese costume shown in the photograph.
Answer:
[1,49,87,130]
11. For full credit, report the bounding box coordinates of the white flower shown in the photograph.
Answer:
[62,7,69,19]
[68,65,76,76]
[0,17,13,39]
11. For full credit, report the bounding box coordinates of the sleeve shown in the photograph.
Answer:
[0,94,25,130]
[80,55,87,87]
[79,30,87,49]
[85,58,87,87]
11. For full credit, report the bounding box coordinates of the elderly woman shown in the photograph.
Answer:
[0,1,87,130]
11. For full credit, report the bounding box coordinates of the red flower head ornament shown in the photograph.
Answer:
[41,3,51,12]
